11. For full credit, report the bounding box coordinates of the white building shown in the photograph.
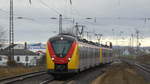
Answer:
[0,55,8,66]
[0,43,46,53]
[27,43,46,53]
[0,49,41,66]
[144,49,150,54]
[14,44,25,49]
[123,49,130,55]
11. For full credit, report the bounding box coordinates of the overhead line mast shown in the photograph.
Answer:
[9,0,14,62]
[59,14,62,34]
[8,0,32,62]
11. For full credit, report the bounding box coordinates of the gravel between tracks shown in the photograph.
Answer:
[92,63,148,84]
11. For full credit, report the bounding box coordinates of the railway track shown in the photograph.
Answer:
[0,64,110,84]
[134,63,150,82]
[134,63,150,73]
[38,76,72,84]
[0,71,48,84]
[121,58,150,73]
[120,58,150,82]
[45,64,109,84]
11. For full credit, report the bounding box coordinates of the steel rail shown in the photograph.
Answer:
[121,58,150,73]
[134,63,150,73]
[0,70,46,84]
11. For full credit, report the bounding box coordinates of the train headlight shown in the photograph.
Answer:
[60,37,64,40]
[68,58,71,61]
[52,58,54,60]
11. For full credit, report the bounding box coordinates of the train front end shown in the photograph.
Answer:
[46,35,79,74]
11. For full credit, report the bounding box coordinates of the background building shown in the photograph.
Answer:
[0,43,44,66]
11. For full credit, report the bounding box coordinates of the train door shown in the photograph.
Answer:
[103,49,106,64]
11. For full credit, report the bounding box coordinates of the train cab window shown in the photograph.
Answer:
[51,40,73,58]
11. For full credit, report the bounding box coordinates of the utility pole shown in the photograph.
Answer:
[112,29,114,42]
[75,23,78,37]
[95,34,102,44]
[129,34,132,48]
[9,0,14,62]
[81,26,84,38]
[74,23,85,38]
[59,14,62,34]
[129,37,131,48]
[131,34,134,48]
[84,31,89,40]
[136,30,139,50]
[72,18,75,24]
[94,17,96,23]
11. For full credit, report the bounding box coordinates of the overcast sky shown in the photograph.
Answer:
[0,0,150,46]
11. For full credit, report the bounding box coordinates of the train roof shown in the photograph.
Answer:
[48,34,77,41]
[48,34,112,49]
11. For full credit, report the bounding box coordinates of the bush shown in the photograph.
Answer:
[7,60,17,67]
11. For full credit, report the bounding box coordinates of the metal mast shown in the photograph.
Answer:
[95,34,102,44]
[75,23,78,36]
[136,30,139,50]
[9,0,14,61]
[59,14,62,34]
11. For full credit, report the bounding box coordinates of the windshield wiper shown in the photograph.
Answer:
[62,47,66,55]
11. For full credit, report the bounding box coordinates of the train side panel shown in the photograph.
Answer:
[78,44,88,71]
[110,49,113,62]
[106,49,109,63]
[100,48,113,64]
[107,49,113,63]
[102,48,106,64]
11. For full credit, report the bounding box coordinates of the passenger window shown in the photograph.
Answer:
[17,56,20,62]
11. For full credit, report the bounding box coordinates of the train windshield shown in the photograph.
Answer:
[51,40,73,58]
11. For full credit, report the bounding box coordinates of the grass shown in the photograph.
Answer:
[92,63,147,84]
[0,66,45,79]
[136,54,150,64]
